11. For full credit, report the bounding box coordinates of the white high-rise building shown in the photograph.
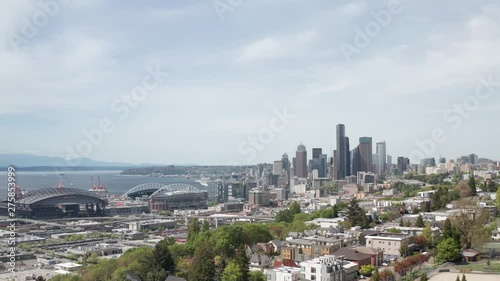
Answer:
[376,141,386,175]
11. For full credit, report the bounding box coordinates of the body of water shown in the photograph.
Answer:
[0,170,207,200]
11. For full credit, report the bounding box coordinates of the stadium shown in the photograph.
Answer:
[121,183,209,212]
[148,190,208,212]
[13,188,107,219]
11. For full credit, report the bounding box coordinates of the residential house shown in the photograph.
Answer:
[249,254,272,272]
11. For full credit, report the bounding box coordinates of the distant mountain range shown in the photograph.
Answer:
[0,154,149,169]
[0,154,201,171]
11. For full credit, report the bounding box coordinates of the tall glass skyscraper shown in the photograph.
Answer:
[295,143,307,178]
[358,137,373,173]
[336,124,348,179]
[376,141,386,175]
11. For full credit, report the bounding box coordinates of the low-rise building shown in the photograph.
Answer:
[54,262,83,272]
[267,266,301,281]
[365,232,414,258]
[250,254,272,272]
[300,255,357,281]
[281,236,345,261]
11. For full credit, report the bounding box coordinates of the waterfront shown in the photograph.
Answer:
[0,170,207,199]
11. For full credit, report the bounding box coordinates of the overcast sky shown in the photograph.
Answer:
[1,0,499,165]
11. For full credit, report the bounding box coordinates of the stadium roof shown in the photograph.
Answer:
[18,188,107,205]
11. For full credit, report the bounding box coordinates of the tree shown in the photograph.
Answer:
[487,180,498,192]
[452,200,491,249]
[346,198,368,228]
[462,274,467,281]
[88,252,99,264]
[371,267,380,281]
[414,235,427,250]
[35,277,46,281]
[289,201,301,216]
[222,260,243,281]
[189,243,216,281]
[379,269,394,281]
[468,176,477,196]
[360,265,375,276]
[332,204,340,218]
[187,218,200,244]
[416,215,425,227]
[420,273,428,281]
[420,201,431,213]
[249,270,266,281]
[153,238,176,274]
[399,217,404,226]
[202,219,210,232]
[400,240,408,257]
[214,255,227,281]
[496,187,500,207]
[404,220,412,227]
[235,246,250,281]
[436,238,460,262]
[422,226,433,247]
[456,182,471,198]
[275,209,293,223]
[442,218,455,240]
[456,276,460,281]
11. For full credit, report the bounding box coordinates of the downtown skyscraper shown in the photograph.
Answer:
[358,137,373,173]
[376,141,387,175]
[335,124,349,179]
[295,143,308,178]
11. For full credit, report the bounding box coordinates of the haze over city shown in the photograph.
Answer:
[1,0,500,165]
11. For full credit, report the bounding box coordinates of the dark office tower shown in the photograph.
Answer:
[312,148,322,159]
[319,154,328,178]
[281,153,290,173]
[295,143,308,178]
[358,137,373,173]
[345,137,351,176]
[397,157,405,172]
[351,147,360,176]
[328,155,334,180]
[311,148,326,178]
[469,154,478,165]
[292,157,296,176]
[336,124,348,179]
[333,150,338,179]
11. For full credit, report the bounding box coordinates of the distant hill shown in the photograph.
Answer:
[0,154,141,168]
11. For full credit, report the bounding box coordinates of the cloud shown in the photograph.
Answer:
[238,30,318,62]
[63,33,114,69]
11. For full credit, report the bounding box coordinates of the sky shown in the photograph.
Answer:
[1,0,499,166]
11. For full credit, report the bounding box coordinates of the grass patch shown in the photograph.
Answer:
[455,261,500,272]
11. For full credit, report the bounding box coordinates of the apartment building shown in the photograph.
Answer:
[365,232,413,258]
[281,236,345,261]
[267,266,301,281]
[300,255,358,281]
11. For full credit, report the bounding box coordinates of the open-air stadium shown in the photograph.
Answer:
[7,188,107,219]
[0,183,208,219]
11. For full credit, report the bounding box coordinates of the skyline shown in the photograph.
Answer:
[1,0,500,165]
